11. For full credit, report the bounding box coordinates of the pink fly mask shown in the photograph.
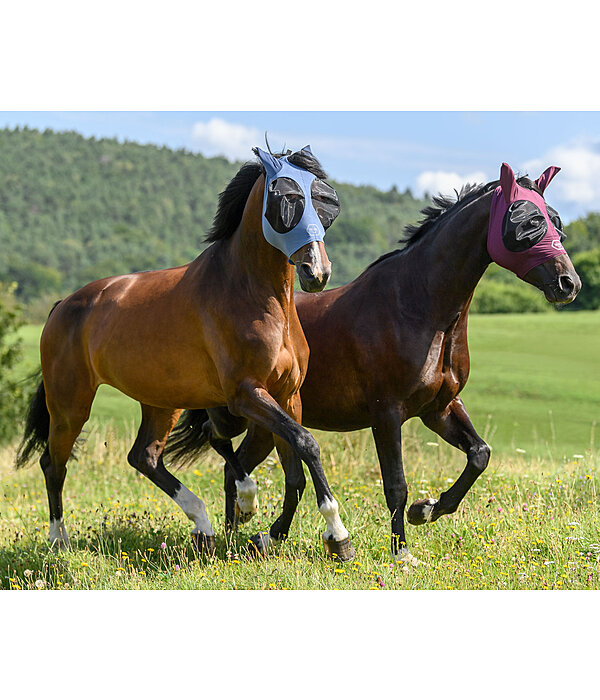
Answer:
[488,162,566,279]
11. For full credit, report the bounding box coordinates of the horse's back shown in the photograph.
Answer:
[40,265,218,406]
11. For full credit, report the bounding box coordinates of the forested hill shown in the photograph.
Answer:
[0,126,426,305]
[2,126,600,316]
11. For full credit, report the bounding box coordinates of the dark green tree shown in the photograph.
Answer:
[0,283,28,443]
[569,248,600,310]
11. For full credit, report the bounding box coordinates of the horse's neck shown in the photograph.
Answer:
[406,193,492,325]
[228,221,295,311]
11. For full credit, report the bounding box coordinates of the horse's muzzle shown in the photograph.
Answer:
[523,253,582,305]
[291,241,332,293]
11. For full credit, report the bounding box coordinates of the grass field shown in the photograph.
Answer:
[1,312,598,589]
[1,426,598,590]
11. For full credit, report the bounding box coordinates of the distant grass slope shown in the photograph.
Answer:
[15,310,600,457]
[459,311,600,459]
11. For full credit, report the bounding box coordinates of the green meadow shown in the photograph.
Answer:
[1,311,598,590]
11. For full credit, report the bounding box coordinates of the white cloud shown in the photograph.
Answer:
[191,118,261,162]
[189,117,484,175]
[523,139,600,215]
[414,170,488,197]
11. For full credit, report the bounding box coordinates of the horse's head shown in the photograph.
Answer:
[487,162,581,304]
[255,146,338,292]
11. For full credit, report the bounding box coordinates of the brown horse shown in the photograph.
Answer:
[16,146,354,559]
[166,163,581,564]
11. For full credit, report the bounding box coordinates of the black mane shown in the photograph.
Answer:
[205,148,327,243]
[367,175,540,269]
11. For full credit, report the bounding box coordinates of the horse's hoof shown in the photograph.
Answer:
[247,531,273,558]
[191,532,216,557]
[407,498,437,526]
[235,501,257,525]
[323,536,356,562]
[49,539,69,552]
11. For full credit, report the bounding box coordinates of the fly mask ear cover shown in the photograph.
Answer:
[256,146,334,261]
[487,162,565,278]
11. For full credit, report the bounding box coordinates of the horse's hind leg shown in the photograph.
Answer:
[223,424,275,529]
[203,407,259,527]
[128,404,216,554]
[408,397,490,525]
[43,387,96,549]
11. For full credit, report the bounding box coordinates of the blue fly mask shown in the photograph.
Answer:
[255,146,341,260]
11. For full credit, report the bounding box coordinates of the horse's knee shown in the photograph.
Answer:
[296,430,320,465]
[469,443,491,472]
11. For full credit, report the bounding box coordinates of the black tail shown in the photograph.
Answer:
[163,409,211,468]
[15,372,49,469]
[15,299,62,469]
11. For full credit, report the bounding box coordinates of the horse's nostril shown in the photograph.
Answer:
[559,275,575,295]
[300,263,315,279]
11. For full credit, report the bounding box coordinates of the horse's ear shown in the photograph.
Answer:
[535,166,561,193]
[255,147,282,177]
[500,162,518,204]
[300,144,313,155]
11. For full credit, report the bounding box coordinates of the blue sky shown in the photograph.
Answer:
[2,111,600,222]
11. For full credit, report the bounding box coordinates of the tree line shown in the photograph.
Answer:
[1,125,599,318]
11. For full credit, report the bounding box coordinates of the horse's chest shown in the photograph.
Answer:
[267,345,304,399]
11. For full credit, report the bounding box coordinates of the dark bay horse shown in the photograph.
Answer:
[16,146,354,558]
[166,163,581,564]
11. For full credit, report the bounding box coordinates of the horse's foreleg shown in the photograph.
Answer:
[247,435,307,554]
[128,405,216,555]
[230,384,354,560]
[370,404,418,566]
[408,397,490,525]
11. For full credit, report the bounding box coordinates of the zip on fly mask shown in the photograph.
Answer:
[488,162,566,279]
[255,146,340,261]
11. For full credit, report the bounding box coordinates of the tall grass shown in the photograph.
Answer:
[1,423,598,590]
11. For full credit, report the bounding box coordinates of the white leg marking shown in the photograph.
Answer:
[235,475,258,518]
[391,547,420,568]
[319,497,349,542]
[422,498,437,522]
[49,518,69,549]
[173,485,215,536]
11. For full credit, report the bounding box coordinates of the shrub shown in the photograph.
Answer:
[471,279,551,314]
